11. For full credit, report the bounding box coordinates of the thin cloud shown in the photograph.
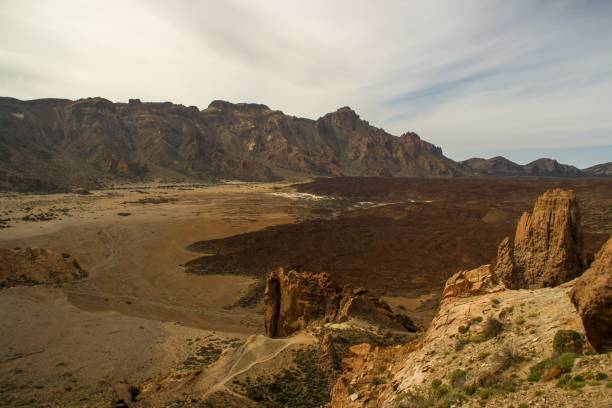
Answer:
[0,0,610,167]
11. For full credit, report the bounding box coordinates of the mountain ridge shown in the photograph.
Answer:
[0,96,606,192]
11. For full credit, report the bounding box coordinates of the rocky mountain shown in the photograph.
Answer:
[0,97,464,191]
[583,162,612,177]
[462,156,583,177]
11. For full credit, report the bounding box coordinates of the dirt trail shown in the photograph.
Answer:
[198,332,316,399]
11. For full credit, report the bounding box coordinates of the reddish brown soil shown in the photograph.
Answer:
[185,177,611,297]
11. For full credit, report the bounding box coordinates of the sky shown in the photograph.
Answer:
[1,0,611,168]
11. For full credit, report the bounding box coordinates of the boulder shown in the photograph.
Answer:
[494,189,584,288]
[442,264,500,300]
[0,247,87,288]
[569,237,612,353]
[263,267,416,338]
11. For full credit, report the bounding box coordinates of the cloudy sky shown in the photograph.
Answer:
[1,0,611,167]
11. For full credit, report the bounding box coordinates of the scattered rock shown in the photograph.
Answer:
[569,237,612,353]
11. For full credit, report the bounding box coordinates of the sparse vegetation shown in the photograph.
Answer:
[235,347,330,407]
[528,352,578,382]
[482,317,504,339]
[449,369,467,388]
[553,330,584,355]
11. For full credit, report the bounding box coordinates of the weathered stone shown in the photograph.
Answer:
[0,247,87,288]
[264,268,340,338]
[264,267,416,338]
[442,264,499,300]
[569,237,612,353]
[494,189,584,288]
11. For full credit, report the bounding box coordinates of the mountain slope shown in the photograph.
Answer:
[462,156,583,177]
[0,97,464,191]
[583,162,612,177]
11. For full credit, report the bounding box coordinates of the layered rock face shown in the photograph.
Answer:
[569,237,612,353]
[0,247,87,287]
[441,264,501,300]
[263,268,416,338]
[0,97,464,192]
[494,189,584,288]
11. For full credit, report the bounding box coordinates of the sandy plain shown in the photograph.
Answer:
[0,181,306,406]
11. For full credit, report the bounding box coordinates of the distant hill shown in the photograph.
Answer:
[582,162,612,176]
[462,156,583,177]
[0,97,464,191]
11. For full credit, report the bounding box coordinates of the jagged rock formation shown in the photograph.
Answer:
[0,247,87,287]
[263,268,416,338]
[569,237,612,353]
[0,97,464,191]
[462,156,583,177]
[441,264,501,300]
[494,189,584,288]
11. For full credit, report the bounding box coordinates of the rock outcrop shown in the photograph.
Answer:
[263,268,416,338]
[441,264,501,300]
[569,237,612,353]
[0,247,87,288]
[494,189,584,288]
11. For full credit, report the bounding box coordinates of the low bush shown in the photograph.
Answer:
[491,343,523,372]
[482,317,504,339]
[528,352,578,382]
[449,369,467,388]
[553,330,584,355]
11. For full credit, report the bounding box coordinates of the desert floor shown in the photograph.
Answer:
[0,181,319,406]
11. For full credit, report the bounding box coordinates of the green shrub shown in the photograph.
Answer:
[463,383,477,395]
[431,378,442,389]
[515,316,526,325]
[529,353,578,383]
[449,369,466,388]
[595,372,608,381]
[527,371,541,382]
[518,404,529,408]
[553,330,584,355]
[557,352,577,372]
[470,316,483,324]
[434,384,451,398]
[478,387,496,400]
[458,325,469,334]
